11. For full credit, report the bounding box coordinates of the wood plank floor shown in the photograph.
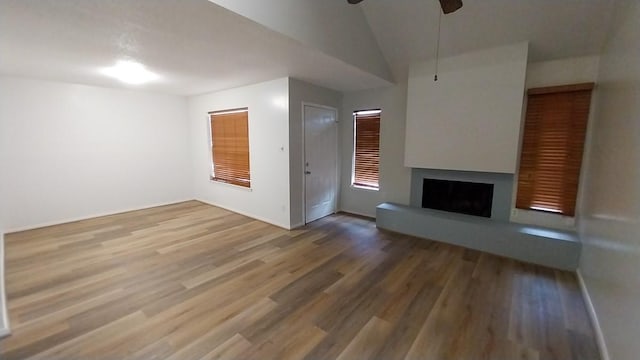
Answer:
[0,201,600,359]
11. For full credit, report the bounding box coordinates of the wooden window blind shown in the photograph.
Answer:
[209,108,251,188]
[353,110,381,189]
[516,83,594,216]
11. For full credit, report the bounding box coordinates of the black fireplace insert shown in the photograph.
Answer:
[422,178,494,218]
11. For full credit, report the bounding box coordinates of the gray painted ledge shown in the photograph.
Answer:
[376,202,580,271]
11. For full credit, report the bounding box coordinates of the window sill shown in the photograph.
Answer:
[351,184,379,192]
[511,208,575,230]
[209,178,253,192]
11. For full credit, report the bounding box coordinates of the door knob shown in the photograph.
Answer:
[305,171,311,175]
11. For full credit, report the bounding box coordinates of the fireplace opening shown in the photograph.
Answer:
[422,178,494,218]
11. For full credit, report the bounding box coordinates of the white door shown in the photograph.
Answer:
[304,105,338,223]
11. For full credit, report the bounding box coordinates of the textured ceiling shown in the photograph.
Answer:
[0,0,616,94]
[0,0,390,95]
[361,0,615,79]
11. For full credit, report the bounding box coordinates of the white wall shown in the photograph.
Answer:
[188,78,292,229]
[0,77,192,232]
[511,56,601,230]
[0,96,7,334]
[578,1,640,359]
[340,84,412,217]
[405,42,528,174]
[288,79,341,228]
[525,56,601,89]
[0,226,8,337]
[208,0,393,84]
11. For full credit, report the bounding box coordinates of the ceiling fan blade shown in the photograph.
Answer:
[347,0,364,4]
[439,0,463,14]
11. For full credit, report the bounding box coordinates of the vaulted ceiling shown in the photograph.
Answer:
[360,0,615,79]
[0,0,391,95]
[0,0,615,95]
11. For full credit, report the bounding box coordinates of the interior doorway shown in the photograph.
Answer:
[303,104,338,224]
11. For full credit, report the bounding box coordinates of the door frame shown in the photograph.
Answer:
[301,102,340,224]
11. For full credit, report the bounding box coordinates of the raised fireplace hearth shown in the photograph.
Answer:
[377,168,580,271]
[422,178,494,218]
[376,202,580,271]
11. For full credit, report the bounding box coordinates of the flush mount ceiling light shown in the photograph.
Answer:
[100,60,159,85]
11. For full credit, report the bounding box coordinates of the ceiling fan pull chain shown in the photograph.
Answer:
[434,8,442,81]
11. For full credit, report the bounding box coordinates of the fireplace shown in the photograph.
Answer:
[422,178,494,218]
[410,168,513,221]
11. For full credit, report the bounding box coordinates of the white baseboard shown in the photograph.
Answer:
[5,199,196,233]
[577,269,610,360]
[338,209,376,219]
[0,232,10,338]
[195,198,291,230]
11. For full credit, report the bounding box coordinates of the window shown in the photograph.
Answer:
[209,108,251,188]
[352,109,381,190]
[516,83,594,216]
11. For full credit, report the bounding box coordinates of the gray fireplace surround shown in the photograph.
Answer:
[376,168,580,271]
